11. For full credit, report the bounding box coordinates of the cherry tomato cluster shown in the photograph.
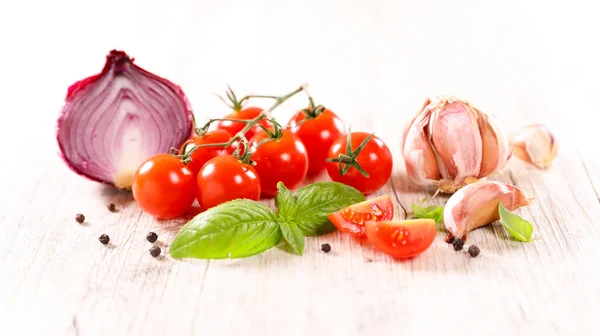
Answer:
[132,86,393,219]
[328,196,436,259]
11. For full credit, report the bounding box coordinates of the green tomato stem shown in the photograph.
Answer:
[179,84,306,163]
[324,129,374,178]
[241,94,278,101]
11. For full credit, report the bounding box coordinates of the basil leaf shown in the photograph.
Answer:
[275,182,297,220]
[274,182,304,255]
[412,202,444,223]
[498,203,534,242]
[169,200,281,259]
[294,182,365,236]
[278,219,305,255]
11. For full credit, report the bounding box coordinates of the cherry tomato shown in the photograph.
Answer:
[326,132,393,195]
[250,129,308,197]
[216,107,270,139]
[328,195,394,237]
[365,219,436,259]
[287,108,345,175]
[132,154,196,219]
[196,155,261,209]
[180,129,235,174]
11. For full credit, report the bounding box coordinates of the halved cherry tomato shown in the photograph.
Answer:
[326,132,393,195]
[180,129,235,174]
[328,195,394,237]
[287,108,345,175]
[132,154,196,219]
[365,219,436,259]
[250,129,308,197]
[196,155,261,210]
[216,107,270,139]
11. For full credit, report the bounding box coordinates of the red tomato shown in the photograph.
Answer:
[287,108,345,175]
[250,129,308,197]
[180,129,235,174]
[365,219,436,259]
[132,154,196,219]
[196,155,261,210]
[216,107,270,139]
[326,132,393,195]
[328,195,394,237]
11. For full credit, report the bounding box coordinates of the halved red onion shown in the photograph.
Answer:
[57,50,193,188]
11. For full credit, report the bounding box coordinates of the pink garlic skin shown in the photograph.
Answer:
[402,96,511,193]
[510,124,558,169]
[443,181,531,240]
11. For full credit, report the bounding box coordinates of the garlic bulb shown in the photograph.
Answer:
[402,96,511,193]
[510,124,558,169]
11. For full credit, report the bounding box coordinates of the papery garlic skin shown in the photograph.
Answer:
[510,124,558,169]
[443,181,531,240]
[402,96,511,193]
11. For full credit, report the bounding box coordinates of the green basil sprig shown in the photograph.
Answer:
[412,198,444,223]
[498,203,534,242]
[169,181,365,259]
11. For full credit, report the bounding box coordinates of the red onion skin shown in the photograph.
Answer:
[65,75,101,100]
[56,50,194,188]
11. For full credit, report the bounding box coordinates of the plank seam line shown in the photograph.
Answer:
[578,154,600,204]
[199,260,211,297]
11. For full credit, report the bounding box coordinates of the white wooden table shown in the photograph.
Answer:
[1,0,599,335]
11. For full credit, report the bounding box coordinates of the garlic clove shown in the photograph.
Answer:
[403,99,441,185]
[401,98,431,150]
[510,124,558,169]
[443,181,531,240]
[428,98,482,181]
[477,110,512,177]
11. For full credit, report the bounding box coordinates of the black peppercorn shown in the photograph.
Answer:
[107,203,116,212]
[445,235,455,244]
[468,245,480,258]
[149,246,161,257]
[75,213,85,224]
[321,243,331,253]
[98,234,110,245]
[453,238,465,251]
[146,232,158,243]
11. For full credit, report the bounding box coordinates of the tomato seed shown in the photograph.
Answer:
[149,246,161,257]
[98,234,110,245]
[468,245,480,257]
[146,232,158,243]
[107,203,116,212]
[453,238,465,251]
[321,243,331,253]
[75,213,85,224]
